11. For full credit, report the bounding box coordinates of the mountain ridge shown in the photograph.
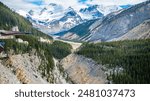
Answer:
[57,0,150,42]
[17,3,128,34]
[87,0,150,42]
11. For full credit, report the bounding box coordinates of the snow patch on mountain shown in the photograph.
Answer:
[97,5,122,16]
[16,10,28,17]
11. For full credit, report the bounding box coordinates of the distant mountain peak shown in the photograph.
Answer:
[28,10,34,16]
[67,6,74,11]
[65,7,77,16]
[79,5,103,20]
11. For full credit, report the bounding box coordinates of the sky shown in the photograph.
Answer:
[0,0,147,12]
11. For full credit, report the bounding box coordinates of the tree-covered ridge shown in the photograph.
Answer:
[0,2,52,39]
[51,41,72,59]
[77,39,150,84]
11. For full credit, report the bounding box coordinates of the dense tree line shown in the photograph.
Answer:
[51,41,72,59]
[77,39,150,84]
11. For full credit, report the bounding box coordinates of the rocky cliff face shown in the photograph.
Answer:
[0,53,48,84]
[0,53,69,84]
[60,54,107,84]
[87,0,150,42]
[110,19,150,41]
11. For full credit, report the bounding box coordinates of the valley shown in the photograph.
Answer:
[0,0,150,84]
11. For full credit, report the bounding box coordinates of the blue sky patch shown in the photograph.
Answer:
[26,0,43,5]
[78,0,88,3]
[31,1,42,5]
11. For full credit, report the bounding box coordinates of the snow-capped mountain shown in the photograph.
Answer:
[38,3,63,20]
[24,3,84,34]
[16,3,130,34]
[29,3,64,22]
[79,5,103,20]
[44,7,83,34]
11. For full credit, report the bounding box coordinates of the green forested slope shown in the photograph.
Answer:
[0,2,51,39]
[77,39,150,84]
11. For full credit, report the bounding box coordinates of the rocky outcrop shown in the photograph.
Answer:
[15,67,31,84]
[53,58,68,84]
[60,54,107,84]
[0,63,20,84]
[0,52,72,84]
[0,54,48,84]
